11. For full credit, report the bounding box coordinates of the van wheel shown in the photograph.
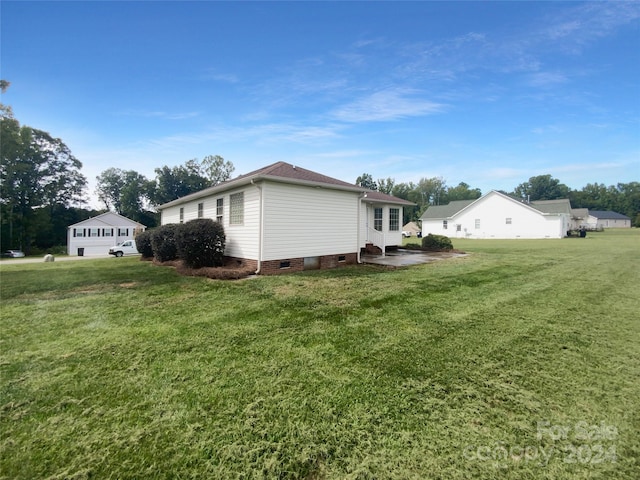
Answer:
[115,251,123,257]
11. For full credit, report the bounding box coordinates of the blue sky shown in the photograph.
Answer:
[2,1,639,207]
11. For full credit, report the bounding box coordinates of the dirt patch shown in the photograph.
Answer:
[152,257,256,280]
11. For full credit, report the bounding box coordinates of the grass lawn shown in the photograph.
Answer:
[1,230,638,479]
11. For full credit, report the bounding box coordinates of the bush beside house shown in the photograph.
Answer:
[175,219,226,268]
[422,234,453,251]
[135,230,154,259]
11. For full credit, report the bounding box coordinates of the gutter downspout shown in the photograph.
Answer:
[251,179,263,274]
[357,192,366,263]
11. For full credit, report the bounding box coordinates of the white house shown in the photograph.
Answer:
[67,212,146,256]
[158,162,413,274]
[420,190,571,239]
[585,210,631,229]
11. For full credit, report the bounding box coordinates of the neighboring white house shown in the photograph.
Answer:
[67,212,146,256]
[585,210,631,229]
[158,162,413,274]
[420,190,571,239]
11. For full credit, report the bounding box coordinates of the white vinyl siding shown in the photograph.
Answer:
[160,188,260,260]
[420,191,568,239]
[261,182,358,261]
[67,212,145,256]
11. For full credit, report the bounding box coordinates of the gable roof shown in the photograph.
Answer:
[420,191,573,221]
[530,198,572,215]
[420,199,476,219]
[589,210,631,220]
[68,212,146,229]
[159,161,414,208]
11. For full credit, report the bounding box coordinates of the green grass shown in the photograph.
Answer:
[1,230,639,479]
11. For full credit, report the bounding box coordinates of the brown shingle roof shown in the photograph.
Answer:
[159,161,414,208]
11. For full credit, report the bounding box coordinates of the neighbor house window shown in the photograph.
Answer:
[216,198,223,223]
[118,228,128,236]
[506,217,512,225]
[230,192,244,225]
[456,224,462,232]
[103,228,113,237]
[198,202,204,218]
[74,228,84,237]
[374,207,383,231]
[179,207,184,224]
[475,219,481,229]
[389,208,399,231]
[443,220,448,230]
[89,228,99,237]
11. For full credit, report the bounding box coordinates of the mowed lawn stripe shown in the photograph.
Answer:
[1,230,638,479]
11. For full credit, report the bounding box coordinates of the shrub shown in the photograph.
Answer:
[151,224,181,262]
[175,218,226,268]
[422,233,453,251]
[135,230,154,258]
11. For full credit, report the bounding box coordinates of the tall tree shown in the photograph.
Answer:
[513,174,570,201]
[1,102,87,251]
[201,155,234,186]
[148,160,209,206]
[444,182,482,202]
[355,173,378,191]
[95,168,155,224]
[377,177,395,195]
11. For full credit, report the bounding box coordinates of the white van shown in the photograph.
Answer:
[108,240,140,257]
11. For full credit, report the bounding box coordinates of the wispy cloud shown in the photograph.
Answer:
[332,88,445,122]
[117,109,200,120]
[199,70,239,83]
[526,72,569,88]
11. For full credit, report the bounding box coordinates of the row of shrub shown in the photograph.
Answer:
[136,219,226,269]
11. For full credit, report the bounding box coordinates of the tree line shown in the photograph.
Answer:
[2,78,638,254]
[356,173,640,227]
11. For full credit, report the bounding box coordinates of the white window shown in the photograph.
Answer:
[198,202,204,218]
[389,208,399,231]
[374,207,383,231]
[216,198,223,223]
[506,218,512,225]
[230,192,244,225]
[103,228,113,237]
[89,228,99,237]
[475,219,481,229]
[74,228,84,237]
[118,228,128,236]
[443,220,448,230]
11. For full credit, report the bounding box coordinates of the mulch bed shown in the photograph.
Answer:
[143,256,256,280]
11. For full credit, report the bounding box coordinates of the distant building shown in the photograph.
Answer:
[420,190,571,239]
[68,212,146,256]
[585,210,631,229]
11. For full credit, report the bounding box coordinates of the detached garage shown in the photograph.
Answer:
[67,212,146,256]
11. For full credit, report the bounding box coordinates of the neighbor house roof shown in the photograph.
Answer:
[530,198,572,215]
[588,210,631,220]
[159,161,414,208]
[68,212,146,229]
[571,208,589,219]
[420,199,476,219]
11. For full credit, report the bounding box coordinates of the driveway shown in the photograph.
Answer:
[0,254,112,265]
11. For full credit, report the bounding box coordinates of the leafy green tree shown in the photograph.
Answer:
[201,155,234,186]
[95,168,155,225]
[1,99,87,252]
[513,174,570,201]
[444,182,482,202]
[356,173,378,191]
[149,160,209,206]
[377,177,395,194]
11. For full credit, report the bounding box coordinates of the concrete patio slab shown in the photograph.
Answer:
[361,249,467,267]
